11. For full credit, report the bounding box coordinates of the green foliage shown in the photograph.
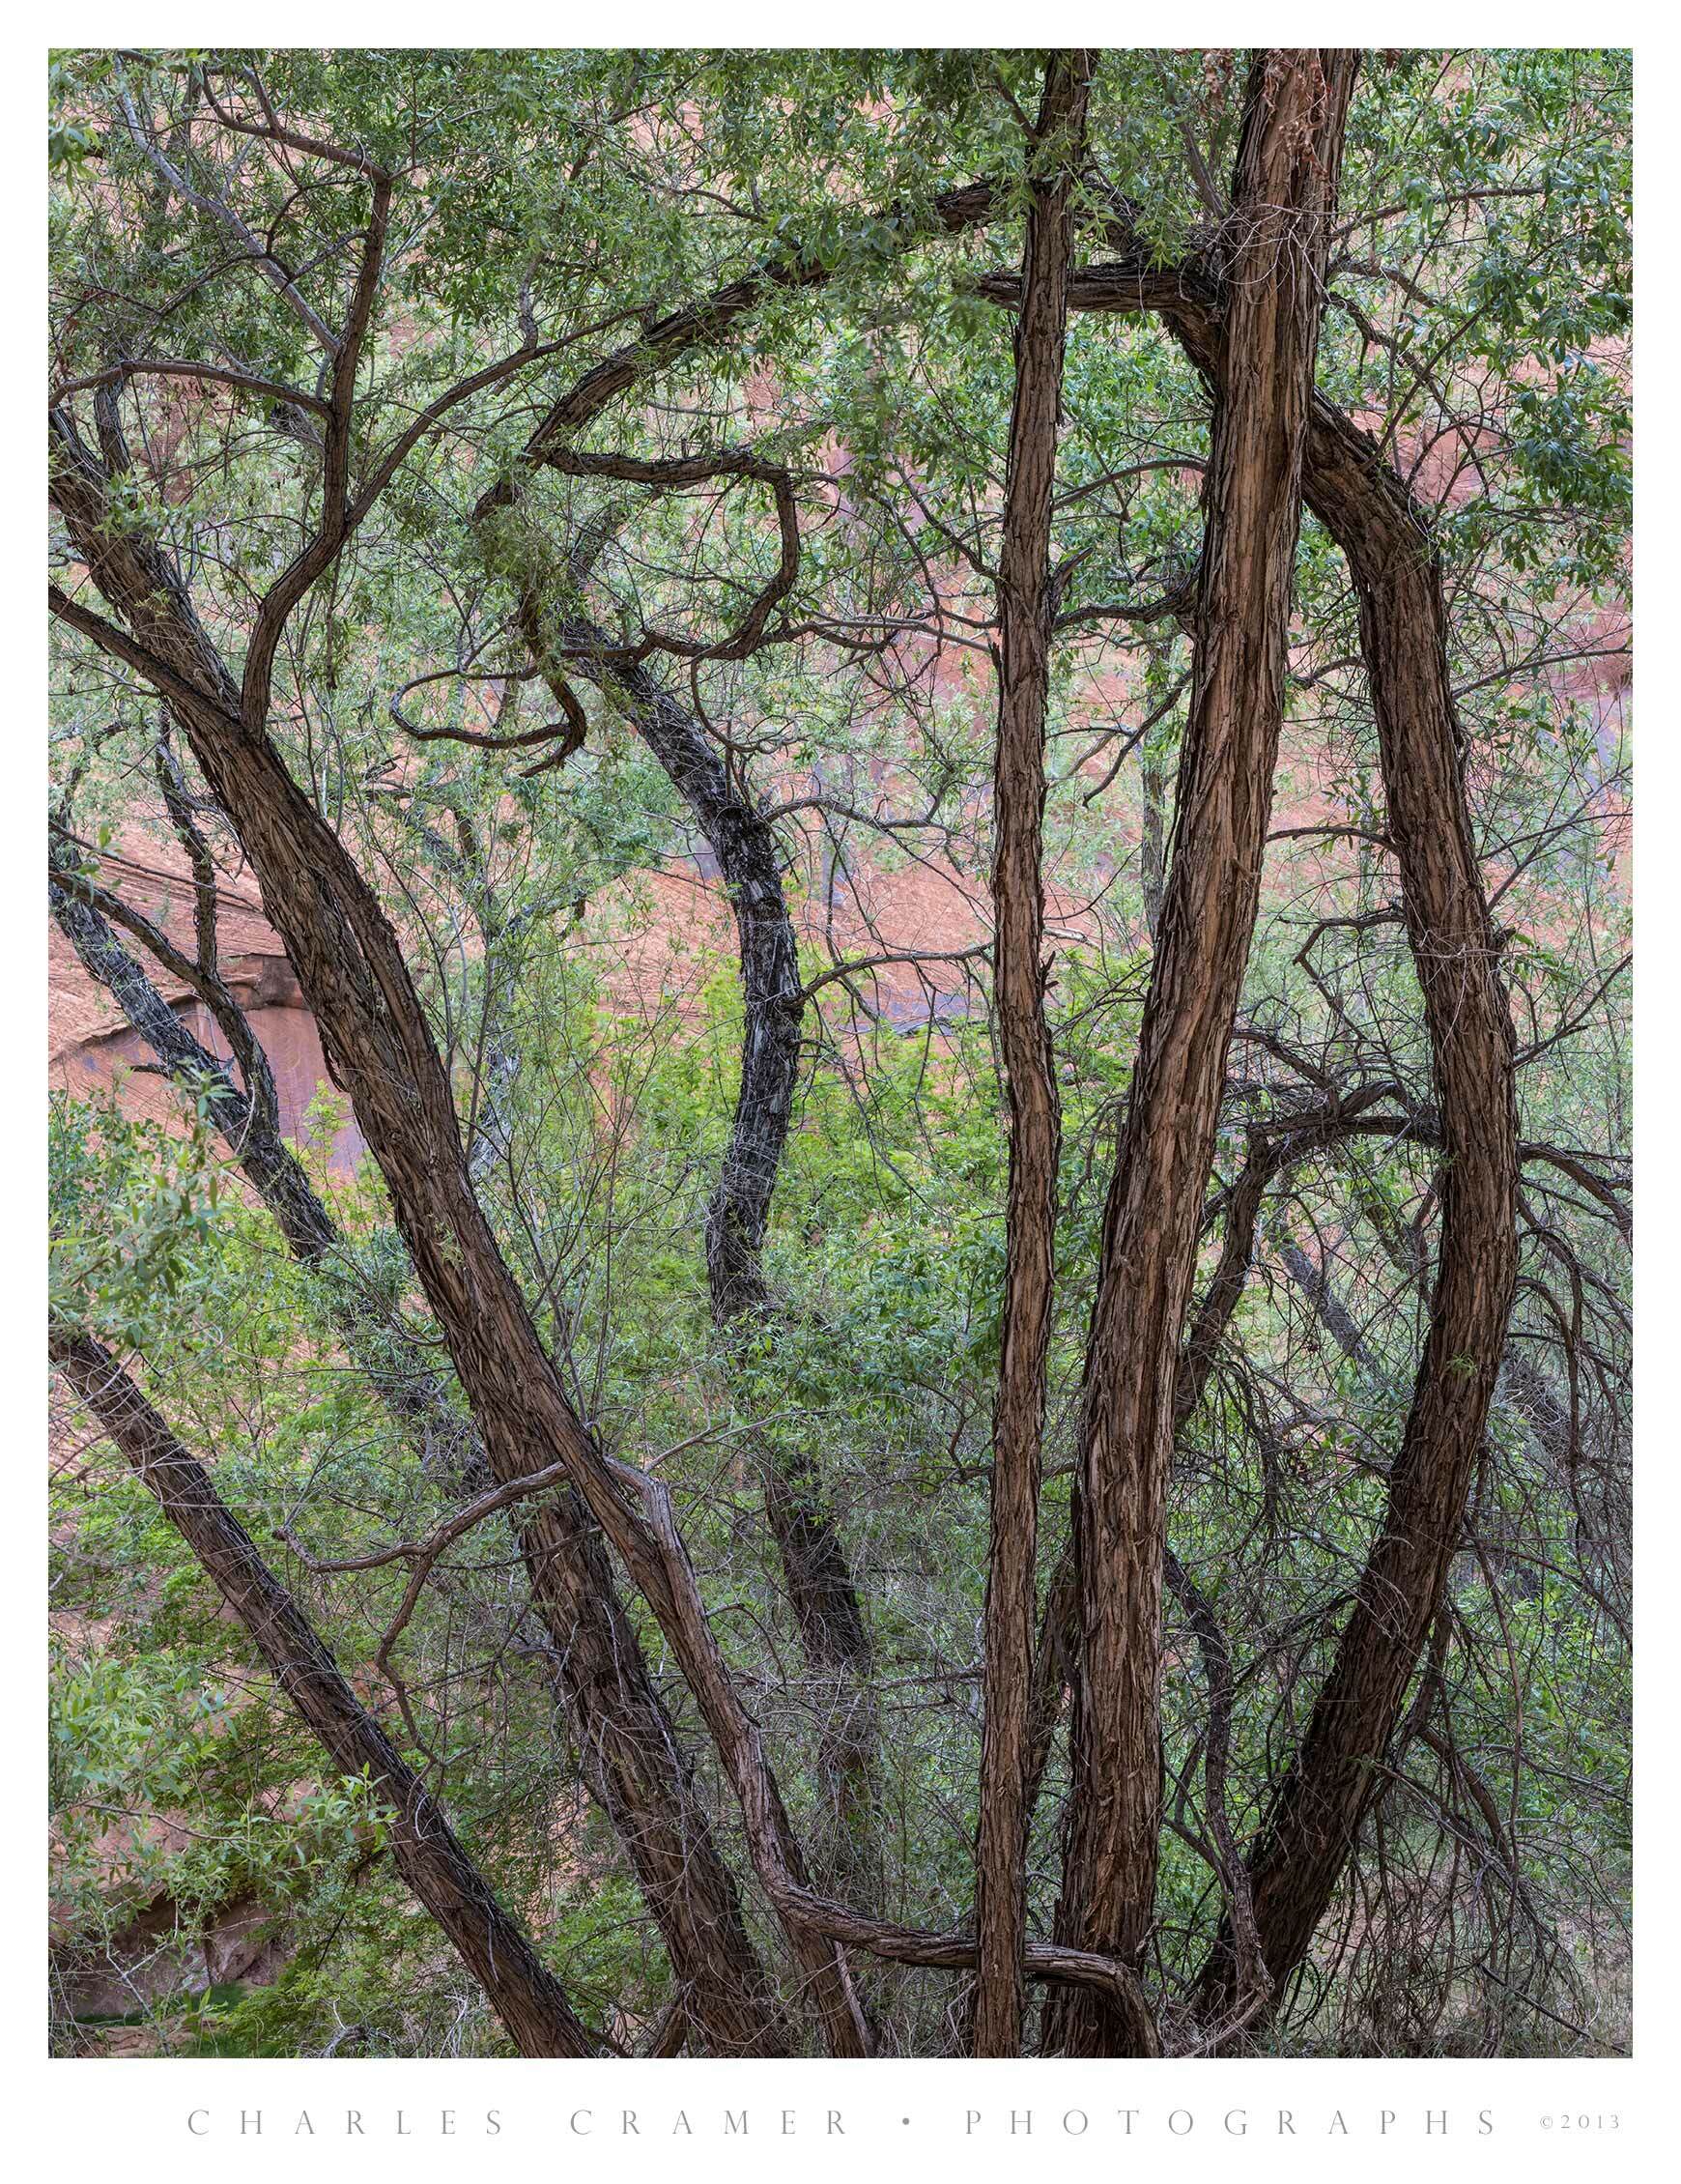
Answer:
[49,1091,225,1349]
[47,44,1630,2058]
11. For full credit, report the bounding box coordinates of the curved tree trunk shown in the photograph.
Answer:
[1049,50,1356,2057]
[1040,117,1520,2036]
[50,1332,599,2060]
[48,415,811,2061]
[1182,330,1523,2048]
[49,845,487,1474]
[972,47,1090,2059]
[479,398,881,1805]
[50,838,786,2058]
[479,126,1514,2039]
[560,644,883,1889]
[47,101,1527,2055]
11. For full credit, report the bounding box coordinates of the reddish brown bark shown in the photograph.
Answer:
[49,413,853,2058]
[47,99,1526,2051]
[1022,142,1520,2037]
[1022,1088,1409,1905]
[1049,50,1357,2056]
[972,48,1091,2059]
[50,1332,598,2060]
[1048,240,1522,2042]
[1190,395,1522,2029]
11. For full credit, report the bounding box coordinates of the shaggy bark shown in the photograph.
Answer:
[49,412,810,2060]
[48,853,795,2051]
[506,161,1521,2026]
[996,216,1532,2045]
[1050,51,1356,2056]
[49,334,1171,2066]
[50,1331,599,2060]
[972,47,1090,2059]
[1186,319,1522,2047]
[1023,1085,1402,1881]
[46,101,1538,2052]
[1041,149,1522,2037]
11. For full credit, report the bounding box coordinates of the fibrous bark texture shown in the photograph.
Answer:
[1050,50,1357,2056]
[1038,113,1520,2039]
[49,802,785,2058]
[1191,520,1523,2008]
[50,1332,598,2060]
[1167,277,1523,2048]
[49,409,824,2060]
[45,95,1534,2054]
[973,47,1091,2059]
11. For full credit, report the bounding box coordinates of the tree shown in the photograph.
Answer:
[48,46,1630,2059]
[1050,50,1359,2055]
[974,46,1091,2058]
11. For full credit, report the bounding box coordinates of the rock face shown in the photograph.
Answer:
[58,1885,291,2027]
[50,826,366,1169]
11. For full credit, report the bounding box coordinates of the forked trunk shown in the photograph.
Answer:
[1178,311,1523,2050]
[1052,143,1524,2045]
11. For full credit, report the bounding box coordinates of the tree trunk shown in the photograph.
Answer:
[579,652,881,1887]
[972,47,1090,2059]
[49,853,339,1264]
[48,824,788,2060]
[1050,156,1524,2042]
[50,1331,599,2060]
[481,368,880,1816]
[1189,335,1523,2047]
[1049,50,1356,2057]
[1022,1089,1396,1904]
[1141,751,1167,942]
[1007,178,1528,2022]
[492,139,1514,2032]
[49,416,830,2059]
[1277,1236,1379,1371]
[48,851,486,1472]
